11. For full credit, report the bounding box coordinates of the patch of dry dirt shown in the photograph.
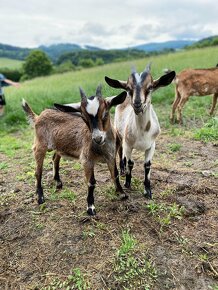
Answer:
[0,131,217,289]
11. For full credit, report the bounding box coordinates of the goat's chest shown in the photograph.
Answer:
[125,124,159,152]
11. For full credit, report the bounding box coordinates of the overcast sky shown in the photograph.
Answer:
[1,0,218,49]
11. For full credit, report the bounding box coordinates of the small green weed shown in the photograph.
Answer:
[49,188,76,202]
[42,268,91,290]
[146,201,184,229]
[168,143,182,152]
[0,161,8,170]
[194,117,218,142]
[209,285,218,290]
[102,185,118,201]
[112,230,157,289]
[72,162,82,171]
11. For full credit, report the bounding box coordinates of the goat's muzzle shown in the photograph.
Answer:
[92,129,105,145]
[133,102,143,115]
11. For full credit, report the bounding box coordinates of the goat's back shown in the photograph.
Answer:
[34,109,89,156]
[176,68,218,95]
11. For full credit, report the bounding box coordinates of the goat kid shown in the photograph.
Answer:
[105,64,175,198]
[168,66,218,123]
[22,85,127,215]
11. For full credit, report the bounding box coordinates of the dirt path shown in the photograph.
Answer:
[0,130,217,289]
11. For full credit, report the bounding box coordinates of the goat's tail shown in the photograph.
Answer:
[22,99,37,126]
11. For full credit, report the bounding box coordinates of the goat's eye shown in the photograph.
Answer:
[128,90,133,96]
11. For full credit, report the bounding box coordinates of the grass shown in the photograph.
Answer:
[42,268,91,290]
[0,57,23,69]
[168,142,182,152]
[146,200,184,228]
[48,188,77,202]
[112,230,157,289]
[0,46,217,131]
[194,117,218,142]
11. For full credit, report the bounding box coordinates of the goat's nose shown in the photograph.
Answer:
[134,102,142,109]
[94,135,103,144]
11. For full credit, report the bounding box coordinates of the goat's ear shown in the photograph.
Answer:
[106,91,127,109]
[54,103,81,113]
[152,71,176,90]
[105,76,128,90]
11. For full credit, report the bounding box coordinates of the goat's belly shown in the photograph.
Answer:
[59,152,80,160]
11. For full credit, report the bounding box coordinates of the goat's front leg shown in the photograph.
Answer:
[107,160,128,199]
[144,143,155,199]
[84,163,96,216]
[52,152,62,190]
[123,142,134,188]
[33,146,46,204]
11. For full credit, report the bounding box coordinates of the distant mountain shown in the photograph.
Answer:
[0,43,30,60]
[39,43,101,61]
[133,40,195,52]
[185,35,218,49]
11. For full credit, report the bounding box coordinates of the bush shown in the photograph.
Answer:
[23,50,53,79]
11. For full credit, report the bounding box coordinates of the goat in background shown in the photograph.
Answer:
[165,65,218,123]
[105,64,175,198]
[22,85,127,215]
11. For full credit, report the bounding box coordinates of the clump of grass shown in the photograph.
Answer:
[0,161,8,170]
[146,201,184,229]
[168,142,182,152]
[194,117,218,142]
[43,268,91,290]
[102,185,119,201]
[112,230,157,289]
[49,188,76,202]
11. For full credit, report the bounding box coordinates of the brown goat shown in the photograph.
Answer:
[22,86,127,215]
[169,67,218,123]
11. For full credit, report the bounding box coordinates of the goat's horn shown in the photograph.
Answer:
[79,87,87,102]
[96,84,102,97]
[131,65,137,74]
[145,62,152,72]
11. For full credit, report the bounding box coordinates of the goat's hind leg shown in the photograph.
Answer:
[52,152,62,190]
[144,143,155,199]
[33,145,46,204]
[210,93,218,115]
[170,88,181,124]
[107,160,128,200]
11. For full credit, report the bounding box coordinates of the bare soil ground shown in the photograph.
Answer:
[0,129,217,290]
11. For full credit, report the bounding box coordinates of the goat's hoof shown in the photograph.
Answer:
[38,196,45,204]
[56,181,63,190]
[144,190,152,199]
[124,182,131,188]
[87,207,96,216]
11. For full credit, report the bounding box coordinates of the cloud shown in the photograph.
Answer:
[0,0,218,48]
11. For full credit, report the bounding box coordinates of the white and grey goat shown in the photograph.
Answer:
[22,85,127,215]
[105,64,175,198]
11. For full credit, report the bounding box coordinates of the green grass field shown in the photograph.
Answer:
[0,46,217,131]
[0,57,23,70]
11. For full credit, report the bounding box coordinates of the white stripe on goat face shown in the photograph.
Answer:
[86,97,99,117]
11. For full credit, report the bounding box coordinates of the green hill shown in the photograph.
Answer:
[0,57,23,70]
[186,35,218,49]
[0,46,217,131]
